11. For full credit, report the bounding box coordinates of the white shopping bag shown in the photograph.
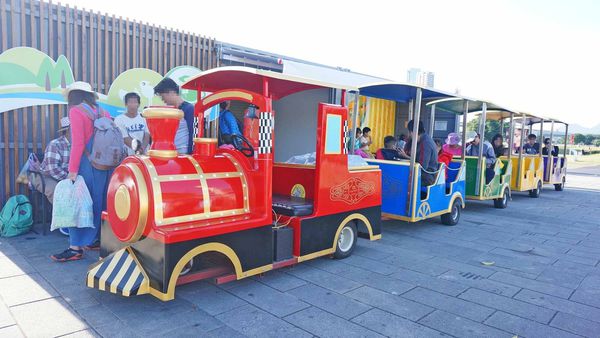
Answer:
[50,176,94,232]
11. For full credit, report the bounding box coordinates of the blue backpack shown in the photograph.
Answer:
[0,195,33,237]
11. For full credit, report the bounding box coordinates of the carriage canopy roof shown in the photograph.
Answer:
[358,82,457,103]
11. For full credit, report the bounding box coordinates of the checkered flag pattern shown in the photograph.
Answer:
[258,112,274,154]
[343,120,349,154]
[193,116,199,139]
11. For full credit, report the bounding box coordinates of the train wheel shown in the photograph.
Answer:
[334,222,357,259]
[529,180,542,198]
[441,199,461,226]
[494,187,509,209]
[555,177,565,191]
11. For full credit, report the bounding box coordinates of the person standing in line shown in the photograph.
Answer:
[50,82,112,262]
[114,92,150,155]
[154,78,195,154]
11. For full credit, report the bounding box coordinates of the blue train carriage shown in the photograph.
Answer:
[356,83,466,225]
[427,98,516,208]
[510,113,546,197]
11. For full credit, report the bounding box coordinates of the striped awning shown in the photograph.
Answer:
[86,247,149,297]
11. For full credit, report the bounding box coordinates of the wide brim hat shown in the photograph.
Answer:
[446,132,461,145]
[62,81,99,100]
[465,131,478,143]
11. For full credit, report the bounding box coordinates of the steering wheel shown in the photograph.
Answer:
[231,134,255,157]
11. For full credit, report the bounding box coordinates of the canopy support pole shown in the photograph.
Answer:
[517,114,526,190]
[462,101,468,161]
[508,113,514,160]
[429,105,436,136]
[475,102,487,195]
[408,88,422,216]
[350,91,360,154]
[563,124,569,162]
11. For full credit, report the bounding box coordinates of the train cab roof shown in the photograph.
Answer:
[182,66,358,100]
[358,82,457,103]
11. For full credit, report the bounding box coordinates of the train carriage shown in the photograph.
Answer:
[539,118,568,191]
[510,113,546,197]
[86,67,382,301]
[427,98,515,208]
[357,83,466,225]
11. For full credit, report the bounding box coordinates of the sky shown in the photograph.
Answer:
[62,0,600,127]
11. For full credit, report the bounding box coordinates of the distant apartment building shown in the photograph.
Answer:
[406,68,435,87]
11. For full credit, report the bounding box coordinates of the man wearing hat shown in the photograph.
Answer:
[29,116,71,203]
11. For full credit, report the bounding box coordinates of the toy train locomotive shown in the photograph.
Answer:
[86,68,382,301]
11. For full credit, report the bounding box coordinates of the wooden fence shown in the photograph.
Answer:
[0,0,220,206]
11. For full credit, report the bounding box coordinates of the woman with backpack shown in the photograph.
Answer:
[51,82,115,262]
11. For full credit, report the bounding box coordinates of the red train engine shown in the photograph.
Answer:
[86,67,382,301]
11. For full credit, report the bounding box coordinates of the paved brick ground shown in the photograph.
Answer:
[1,169,599,337]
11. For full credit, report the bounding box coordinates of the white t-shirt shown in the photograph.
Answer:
[173,119,189,154]
[114,113,149,155]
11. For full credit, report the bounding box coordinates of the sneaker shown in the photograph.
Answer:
[84,241,100,251]
[50,248,83,262]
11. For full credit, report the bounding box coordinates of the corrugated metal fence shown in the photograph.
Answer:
[0,0,219,205]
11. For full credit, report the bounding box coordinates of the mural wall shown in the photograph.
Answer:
[0,47,204,116]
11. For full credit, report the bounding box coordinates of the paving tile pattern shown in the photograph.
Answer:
[1,172,599,337]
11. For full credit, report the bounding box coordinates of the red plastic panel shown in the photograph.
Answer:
[207,178,245,212]
[161,181,205,219]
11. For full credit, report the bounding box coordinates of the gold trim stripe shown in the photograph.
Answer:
[202,91,253,106]
[126,163,148,243]
[187,156,211,217]
[155,172,243,182]
[222,153,250,212]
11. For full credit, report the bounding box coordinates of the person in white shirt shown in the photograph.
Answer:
[114,92,150,155]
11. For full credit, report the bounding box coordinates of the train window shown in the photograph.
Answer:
[324,113,342,154]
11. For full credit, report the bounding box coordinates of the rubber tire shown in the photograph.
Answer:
[494,187,509,209]
[555,177,565,191]
[529,180,542,198]
[441,199,461,226]
[333,222,358,259]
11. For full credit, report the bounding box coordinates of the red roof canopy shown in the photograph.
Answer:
[182,66,357,100]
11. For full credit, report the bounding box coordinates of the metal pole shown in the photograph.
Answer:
[462,101,468,160]
[429,105,436,136]
[500,116,504,139]
[350,91,360,154]
[539,119,544,160]
[564,124,569,161]
[408,99,414,121]
[475,102,487,195]
[408,88,422,215]
[548,120,555,179]
[508,113,514,160]
[517,113,526,189]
